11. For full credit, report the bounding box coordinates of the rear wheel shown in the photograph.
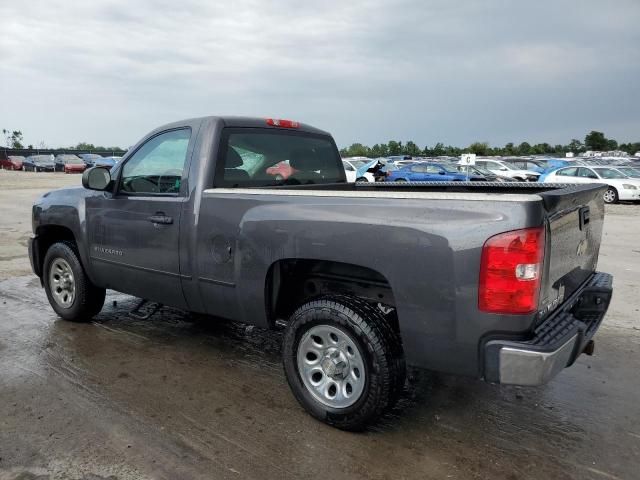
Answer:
[356,177,368,183]
[603,187,618,204]
[283,295,405,431]
[395,178,407,182]
[43,242,106,322]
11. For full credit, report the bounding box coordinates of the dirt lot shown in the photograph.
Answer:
[0,170,638,480]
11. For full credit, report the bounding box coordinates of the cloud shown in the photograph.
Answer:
[1,0,639,148]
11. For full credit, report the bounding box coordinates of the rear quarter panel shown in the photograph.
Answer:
[196,190,546,376]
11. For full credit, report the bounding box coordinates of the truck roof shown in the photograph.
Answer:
[152,116,331,137]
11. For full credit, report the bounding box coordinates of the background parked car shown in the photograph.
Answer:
[0,155,24,170]
[23,155,55,172]
[78,153,103,167]
[386,162,471,182]
[94,156,122,169]
[63,156,88,174]
[342,158,376,182]
[54,154,84,172]
[266,160,297,181]
[473,159,540,181]
[543,165,640,203]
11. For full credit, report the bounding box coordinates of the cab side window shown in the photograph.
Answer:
[120,129,191,195]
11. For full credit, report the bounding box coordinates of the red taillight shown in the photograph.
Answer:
[478,226,545,314]
[266,118,299,128]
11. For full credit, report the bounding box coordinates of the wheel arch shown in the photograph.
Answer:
[32,223,97,287]
[264,258,397,331]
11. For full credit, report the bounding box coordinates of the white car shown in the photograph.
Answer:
[544,165,640,204]
[342,159,376,183]
[473,159,540,182]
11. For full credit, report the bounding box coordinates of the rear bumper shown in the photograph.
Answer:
[483,272,613,386]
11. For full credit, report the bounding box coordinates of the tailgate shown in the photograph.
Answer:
[537,184,606,319]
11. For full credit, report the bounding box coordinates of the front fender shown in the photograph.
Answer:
[32,186,100,282]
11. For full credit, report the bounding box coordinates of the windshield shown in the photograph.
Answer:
[33,156,52,164]
[217,129,343,186]
[595,168,627,179]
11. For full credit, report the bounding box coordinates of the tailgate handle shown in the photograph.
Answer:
[579,207,590,230]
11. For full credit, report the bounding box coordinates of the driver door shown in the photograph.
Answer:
[86,128,193,308]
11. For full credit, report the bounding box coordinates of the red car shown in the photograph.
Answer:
[265,160,297,180]
[0,155,24,170]
[63,157,88,174]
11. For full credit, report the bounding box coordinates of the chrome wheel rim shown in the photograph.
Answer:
[49,258,75,308]
[297,325,366,409]
[603,189,615,203]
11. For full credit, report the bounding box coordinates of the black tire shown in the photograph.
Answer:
[395,178,407,182]
[283,295,405,431]
[43,242,106,322]
[603,187,618,204]
[355,177,368,183]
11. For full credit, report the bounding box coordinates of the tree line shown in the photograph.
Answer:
[2,129,125,153]
[340,131,640,158]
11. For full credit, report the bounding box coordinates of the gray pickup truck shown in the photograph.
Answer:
[29,116,613,430]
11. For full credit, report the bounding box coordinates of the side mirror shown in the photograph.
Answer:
[82,167,112,191]
[500,167,508,171]
[439,171,446,175]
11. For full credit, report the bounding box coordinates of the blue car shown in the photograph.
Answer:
[386,162,473,182]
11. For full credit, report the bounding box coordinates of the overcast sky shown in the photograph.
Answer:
[1,0,639,149]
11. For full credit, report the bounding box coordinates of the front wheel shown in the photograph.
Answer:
[355,177,368,183]
[283,295,405,431]
[43,242,106,321]
[603,187,618,204]
[395,178,407,182]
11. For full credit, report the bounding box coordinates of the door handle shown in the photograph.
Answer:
[147,213,173,225]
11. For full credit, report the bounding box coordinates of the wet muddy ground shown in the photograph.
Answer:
[0,171,639,480]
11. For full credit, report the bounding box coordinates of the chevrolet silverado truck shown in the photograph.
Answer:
[28,116,613,430]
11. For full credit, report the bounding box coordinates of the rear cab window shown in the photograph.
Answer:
[215,128,345,187]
